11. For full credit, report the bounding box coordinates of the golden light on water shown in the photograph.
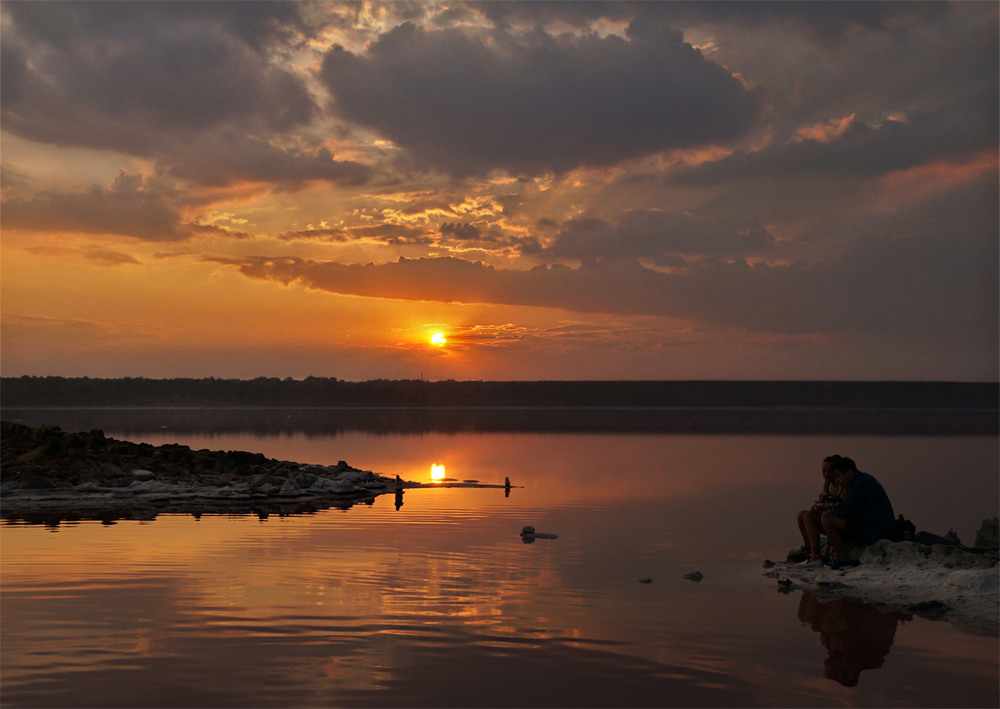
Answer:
[430,463,446,480]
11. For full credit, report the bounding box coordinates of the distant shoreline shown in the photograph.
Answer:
[4,404,997,435]
[4,377,996,407]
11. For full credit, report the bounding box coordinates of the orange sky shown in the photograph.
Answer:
[2,2,997,380]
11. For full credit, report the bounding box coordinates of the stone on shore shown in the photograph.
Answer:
[767,536,999,635]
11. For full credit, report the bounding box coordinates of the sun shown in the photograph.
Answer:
[430,332,447,346]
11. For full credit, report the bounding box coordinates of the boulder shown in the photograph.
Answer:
[974,517,999,551]
[309,477,357,494]
[278,480,301,497]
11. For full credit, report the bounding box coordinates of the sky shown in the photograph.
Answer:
[1,1,997,382]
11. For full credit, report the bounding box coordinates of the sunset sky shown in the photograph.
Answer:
[2,1,997,381]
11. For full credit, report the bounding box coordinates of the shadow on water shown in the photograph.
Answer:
[797,592,913,687]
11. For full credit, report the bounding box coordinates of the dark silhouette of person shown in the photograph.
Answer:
[794,455,843,563]
[822,457,902,562]
[797,592,911,686]
[505,476,511,498]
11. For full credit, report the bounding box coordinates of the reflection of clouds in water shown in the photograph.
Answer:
[797,592,912,687]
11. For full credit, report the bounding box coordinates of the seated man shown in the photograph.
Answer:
[820,457,902,565]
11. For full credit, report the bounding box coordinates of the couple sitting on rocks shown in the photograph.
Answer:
[791,455,904,568]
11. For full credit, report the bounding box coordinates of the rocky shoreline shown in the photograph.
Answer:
[0,421,504,523]
[765,529,999,636]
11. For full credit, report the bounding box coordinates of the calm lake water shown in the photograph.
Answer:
[2,409,998,708]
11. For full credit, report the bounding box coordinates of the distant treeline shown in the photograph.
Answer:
[2,376,997,410]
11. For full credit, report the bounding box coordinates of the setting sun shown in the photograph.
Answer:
[430,332,447,346]
[430,463,446,480]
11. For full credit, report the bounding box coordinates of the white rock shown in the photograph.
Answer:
[131,469,156,481]
[278,480,301,497]
[309,477,357,494]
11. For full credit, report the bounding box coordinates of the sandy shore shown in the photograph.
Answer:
[765,539,999,635]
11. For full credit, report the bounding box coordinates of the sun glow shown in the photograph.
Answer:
[430,332,446,346]
[430,463,446,480]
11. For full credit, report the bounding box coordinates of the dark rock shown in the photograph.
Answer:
[905,599,949,615]
[914,531,960,547]
[22,474,57,489]
[683,571,704,582]
[638,578,653,584]
[974,517,999,551]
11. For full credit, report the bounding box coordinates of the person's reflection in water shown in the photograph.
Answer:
[797,592,912,687]
[395,488,404,511]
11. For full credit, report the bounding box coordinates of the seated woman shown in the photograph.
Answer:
[792,455,843,563]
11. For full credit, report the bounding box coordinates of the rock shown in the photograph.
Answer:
[815,574,847,589]
[521,526,535,536]
[309,477,357,494]
[761,559,776,568]
[131,469,156,481]
[905,599,949,615]
[683,571,704,582]
[22,474,57,489]
[638,578,653,584]
[278,480,301,497]
[974,517,999,550]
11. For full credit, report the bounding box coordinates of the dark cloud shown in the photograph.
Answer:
[2,4,312,144]
[320,19,760,176]
[675,105,997,187]
[0,171,247,242]
[161,133,372,188]
[0,1,371,188]
[3,190,184,242]
[545,211,775,264]
[474,1,950,42]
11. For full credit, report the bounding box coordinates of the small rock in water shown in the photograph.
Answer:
[638,578,653,584]
[761,559,775,569]
[521,526,535,536]
[683,571,704,582]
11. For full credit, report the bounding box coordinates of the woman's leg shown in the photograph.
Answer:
[801,509,824,560]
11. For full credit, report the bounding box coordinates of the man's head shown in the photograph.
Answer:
[821,454,843,481]
[831,456,858,486]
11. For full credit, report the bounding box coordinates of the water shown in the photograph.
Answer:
[2,410,998,707]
